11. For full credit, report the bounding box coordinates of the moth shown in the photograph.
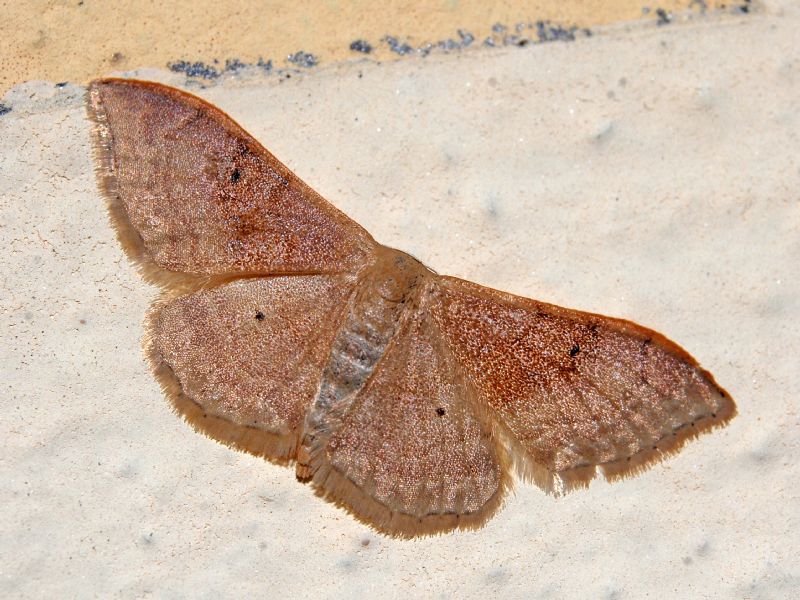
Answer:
[87,78,736,537]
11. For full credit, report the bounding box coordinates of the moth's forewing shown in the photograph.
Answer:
[428,276,736,491]
[151,274,358,463]
[87,78,375,279]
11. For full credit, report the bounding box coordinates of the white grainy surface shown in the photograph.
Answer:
[2,3,799,599]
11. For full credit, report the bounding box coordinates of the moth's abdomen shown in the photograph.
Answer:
[296,249,429,479]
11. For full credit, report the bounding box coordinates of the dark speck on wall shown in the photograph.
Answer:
[656,8,672,25]
[168,56,279,79]
[458,29,475,46]
[483,20,588,49]
[384,36,414,55]
[168,60,220,79]
[536,20,578,42]
[224,58,247,73]
[287,51,318,67]
[350,39,373,53]
[0,103,11,116]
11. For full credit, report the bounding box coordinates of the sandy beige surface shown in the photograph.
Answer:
[1,1,798,598]
[2,0,734,95]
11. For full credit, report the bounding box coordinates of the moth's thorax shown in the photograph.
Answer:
[295,247,430,479]
[370,246,430,301]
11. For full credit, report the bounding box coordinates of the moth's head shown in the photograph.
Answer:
[373,248,430,303]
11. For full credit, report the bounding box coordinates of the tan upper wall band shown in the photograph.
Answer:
[1,0,745,97]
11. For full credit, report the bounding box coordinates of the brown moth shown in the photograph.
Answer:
[86,78,736,537]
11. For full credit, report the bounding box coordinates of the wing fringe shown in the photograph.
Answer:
[308,445,514,539]
[506,381,736,494]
